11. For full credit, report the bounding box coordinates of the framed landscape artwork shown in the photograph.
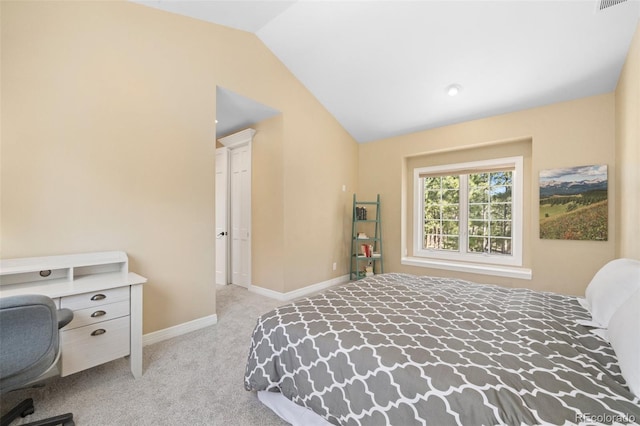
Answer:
[539,164,608,241]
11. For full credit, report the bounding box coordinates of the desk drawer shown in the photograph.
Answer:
[64,301,130,330]
[61,287,129,311]
[61,315,130,376]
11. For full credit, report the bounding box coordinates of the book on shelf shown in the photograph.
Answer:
[359,244,375,257]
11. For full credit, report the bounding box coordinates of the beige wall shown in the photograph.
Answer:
[282,104,359,290]
[615,22,640,260]
[359,94,616,296]
[252,116,286,292]
[0,1,358,332]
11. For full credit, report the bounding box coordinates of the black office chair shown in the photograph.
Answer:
[0,295,75,426]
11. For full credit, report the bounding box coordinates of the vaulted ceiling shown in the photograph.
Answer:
[134,0,640,143]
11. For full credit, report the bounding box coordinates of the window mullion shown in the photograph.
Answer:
[460,175,468,255]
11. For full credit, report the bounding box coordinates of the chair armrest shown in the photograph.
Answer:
[57,308,74,329]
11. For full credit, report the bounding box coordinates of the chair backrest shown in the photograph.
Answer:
[0,294,59,392]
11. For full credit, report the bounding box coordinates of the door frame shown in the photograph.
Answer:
[215,147,229,285]
[217,128,255,289]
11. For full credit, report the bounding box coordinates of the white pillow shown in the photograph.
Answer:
[585,258,640,327]
[607,289,640,397]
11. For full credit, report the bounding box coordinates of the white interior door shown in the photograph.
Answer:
[215,148,229,285]
[230,143,251,288]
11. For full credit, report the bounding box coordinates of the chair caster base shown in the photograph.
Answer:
[0,398,73,426]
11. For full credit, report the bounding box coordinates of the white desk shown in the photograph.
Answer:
[0,251,147,379]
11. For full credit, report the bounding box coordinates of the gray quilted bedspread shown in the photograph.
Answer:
[244,273,640,425]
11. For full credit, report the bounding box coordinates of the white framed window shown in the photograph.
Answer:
[413,156,523,267]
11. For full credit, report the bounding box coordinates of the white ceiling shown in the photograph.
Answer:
[135,0,640,143]
[216,87,280,138]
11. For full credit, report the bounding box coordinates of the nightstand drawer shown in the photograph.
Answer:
[61,315,130,376]
[61,287,129,311]
[64,300,130,330]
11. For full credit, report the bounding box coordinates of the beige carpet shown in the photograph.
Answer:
[1,285,288,425]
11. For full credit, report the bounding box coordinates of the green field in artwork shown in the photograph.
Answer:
[539,199,608,240]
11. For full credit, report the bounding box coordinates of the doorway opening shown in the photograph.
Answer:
[214,87,280,293]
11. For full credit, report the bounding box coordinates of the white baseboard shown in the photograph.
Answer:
[249,274,349,301]
[143,314,218,347]
[142,275,348,346]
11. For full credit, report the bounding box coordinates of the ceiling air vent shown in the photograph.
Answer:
[595,0,627,12]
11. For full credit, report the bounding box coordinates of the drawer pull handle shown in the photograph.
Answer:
[91,329,106,336]
[91,310,106,318]
[91,294,106,301]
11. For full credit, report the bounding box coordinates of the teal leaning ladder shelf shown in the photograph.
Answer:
[350,194,383,280]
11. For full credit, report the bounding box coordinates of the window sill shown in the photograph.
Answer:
[401,257,532,280]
